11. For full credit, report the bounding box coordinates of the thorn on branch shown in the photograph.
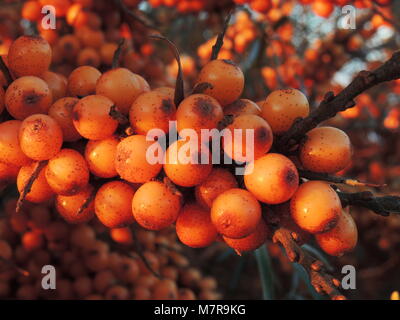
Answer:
[112,39,125,69]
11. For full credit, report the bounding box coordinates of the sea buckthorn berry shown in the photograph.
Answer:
[152,279,178,300]
[72,95,118,140]
[176,94,223,136]
[45,148,89,196]
[5,76,53,120]
[129,91,176,136]
[85,137,119,178]
[223,218,270,254]
[115,135,163,183]
[100,42,119,65]
[67,66,101,98]
[57,35,81,59]
[260,88,310,135]
[315,210,358,256]
[176,203,217,248]
[105,285,129,300]
[55,184,95,224]
[164,140,212,187]
[244,153,299,204]
[290,181,341,234]
[96,68,150,115]
[40,71,67,102]
[154,86,174,99]
[95,181,136,228]
[110,227,133,245]
[132,181,182,231]
[223,114,273,161]
[195,59,244,106]
[195,168,238,208]
[7,35,52,77]
[0,120,31,167]
[22,231,44,251]
[77,47,101,68]
[22,1,42,21]
[299,126,352,173]
[17,162,54,203]
[223,98,261,117]
[19,114,63,161]
[76,26,105,48]
[48,97,82,142]
[211,188,261,239]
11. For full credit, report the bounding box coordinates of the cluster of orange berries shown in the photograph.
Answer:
[0,198,219,300]
[0,32,359,261]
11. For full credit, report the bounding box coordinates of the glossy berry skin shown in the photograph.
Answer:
[223,114,273,162]
[223,98,261,117]
[5,76,53,120]
[0,120,31,167]
[95,181,135,228]
[176,94,223,137]
[96,68,150,115]
[211,188,261,239]
[48,97,82,142]
[299,126,352,173]
[196,59,244,106]
[7,35,52,77]
[195,168,238,208]
[72,95,118,140]
[17,163,54,203]
[67,66,101,97]
[290,181,341,234]
[55,185,95,224]
[132,181,182,231]
[45,149,89,196]
[115,135,163,183]
[40,71,67,102]
[223,218,269,254]
[19,114,63,161]
[85,137,118,178]
[129,91,176,136]
[260,88,309,135]
[244,153,299,204]
[176,203,217,248]
[315,209,358,256]
[163,140,212,187]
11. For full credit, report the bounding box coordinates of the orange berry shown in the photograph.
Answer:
[8,35,51,77]
[260,89,309,135]
[299,126,352,173]
[129,91,176,136]
[115,135,163,183]
[96,68,150,115]
[244,153,299,204]
[196,59,244,106]
[19,114,63,161]
[5,76,53,120]
[17,162,54,203]
[22,231,44,251]
[164,140,212,187]
[152,279,178,300]
[223,114,273,161]
[195,168,238,208]
[176,203,217,248]
[315,210,358,256]
[224,98,261,117]
[48,97,82,142]
[132,181,182,231]
[110,227,133,245]
[55,184,95,224]
[290,181,341,234]
[176,94,223,136]
[95,181,135,228]
[45,148,89,196]
[67,66,101,98]
[40,71,67,101]
[0,120,31,167]
[223,218,270,253]
[211,188,261,239]
[85,137,118,178]
[72,95,118,140]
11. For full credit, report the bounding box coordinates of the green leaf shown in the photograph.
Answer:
[254,246,275,300]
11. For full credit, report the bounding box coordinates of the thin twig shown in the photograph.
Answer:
[112,39,125,69]
[211,9,234,60]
